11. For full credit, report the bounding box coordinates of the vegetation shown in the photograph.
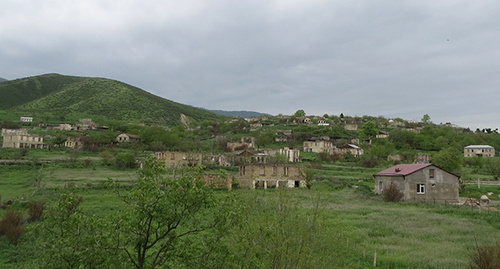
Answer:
[0,73,224,125]
[1,74,500,267]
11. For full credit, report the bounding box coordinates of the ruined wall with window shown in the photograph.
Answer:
[238,164,305,189]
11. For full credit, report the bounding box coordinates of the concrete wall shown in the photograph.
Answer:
[238,164,304,189]
[374,166,459,203]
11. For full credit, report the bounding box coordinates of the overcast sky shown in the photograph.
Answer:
[1,0,499,129]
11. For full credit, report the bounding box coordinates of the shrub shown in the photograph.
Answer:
[115,153,137,168]
[470,242,500,269]
[361,159,378,168]
[28,201,46,222]
[382,183,404,202]
[0,210,25,245]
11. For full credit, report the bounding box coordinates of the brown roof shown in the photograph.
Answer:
[374,164,433,176]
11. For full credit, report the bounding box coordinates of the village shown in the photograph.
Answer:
[1,114,498,207]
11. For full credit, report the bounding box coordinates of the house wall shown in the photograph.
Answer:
[238,164,304,189]
[2,133,47,149]
[374,167,459,203]
[155,151,202,168]
[464,147,495,157]
[303,141,335,153]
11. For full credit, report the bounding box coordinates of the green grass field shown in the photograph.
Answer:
[1,163,500,268]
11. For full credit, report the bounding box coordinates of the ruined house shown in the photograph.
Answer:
[1,128,48,149]
[155,151,202,169]
[239,164,305,189]
[303,140,336,154]
[116,133,140,143]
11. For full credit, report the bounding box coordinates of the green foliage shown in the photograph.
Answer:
[0,74,224,126]
[433,147,463,174]
[294,109,306,117]
[30,192,115,268]
[361,121,377,139]
[485,158,500,180]
[109,156,228,268]
[114,152,137,168]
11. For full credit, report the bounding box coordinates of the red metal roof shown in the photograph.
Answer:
[374,164,433,176]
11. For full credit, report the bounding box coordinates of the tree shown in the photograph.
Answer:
[361,121,377,139]
[110,156,227,268]
[485,158,500,180]
[422,114,432,124]
[432,147,463,174]
[294,109,306,117]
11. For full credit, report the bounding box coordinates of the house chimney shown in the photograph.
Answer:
[395,168,401,172]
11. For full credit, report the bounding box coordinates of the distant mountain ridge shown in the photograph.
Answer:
[0,73,224,125]
[0,77,7,82]
[208,109,271,118]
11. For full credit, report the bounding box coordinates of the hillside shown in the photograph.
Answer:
[0,77,7,82]
[0,73,224,125]
[208,109,271,118]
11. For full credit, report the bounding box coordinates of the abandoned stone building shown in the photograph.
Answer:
[303,140,335,154]
[226,137,255,151]
[238,164,305,189]
[373,164,459,203]
[1,128,48,149]
[116,133,140,143]
[464,145,495,157]
[155,151,203,168]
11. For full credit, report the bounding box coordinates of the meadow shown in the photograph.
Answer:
[1,161,500,268]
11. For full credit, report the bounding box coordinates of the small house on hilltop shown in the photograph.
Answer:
[373,164,459,203]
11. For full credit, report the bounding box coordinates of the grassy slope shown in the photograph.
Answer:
[0,74,223,125]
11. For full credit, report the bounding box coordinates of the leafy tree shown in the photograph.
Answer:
[422,114,432,124]
[432,147,463,173]
[361,121,377,139]
[109,156,229,268]
[294,109,306,117]
[115,152,137,168]
[485,158,500,180]
[30,193,114,268]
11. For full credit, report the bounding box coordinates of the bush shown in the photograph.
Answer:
[0,210,25,245]
[361,159,378,168]
[470,242,500,269]
[28,201,46,222]
[115,153,137,168]
[382,183,404,202]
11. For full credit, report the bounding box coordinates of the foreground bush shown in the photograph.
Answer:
[470,242,500,269]
[0,210,24,245]
[382,182,404,202]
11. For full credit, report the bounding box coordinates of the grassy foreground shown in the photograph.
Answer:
[1,164,500,268]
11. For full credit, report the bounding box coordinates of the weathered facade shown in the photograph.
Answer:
[1,128,48,149]
[303,140,335,153]
[238,164,305,189]
[226,137,255,151]
[155,151,202,168]
[464,145,495,157]
[335,144,364,157]
[116,133,140,143]
[373,164,459,203]
[203,174,233,190]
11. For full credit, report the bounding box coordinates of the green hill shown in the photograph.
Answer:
[0,73,224,125]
